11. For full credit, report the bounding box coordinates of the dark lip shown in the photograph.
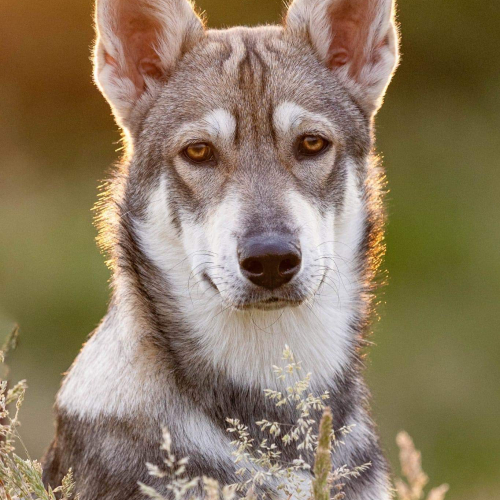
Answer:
[233,298,304,311]
[202,273,304,310]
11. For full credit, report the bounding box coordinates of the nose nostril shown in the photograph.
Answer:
[279,257,299,276]
[238,236,301,290]
[242,258,264,276]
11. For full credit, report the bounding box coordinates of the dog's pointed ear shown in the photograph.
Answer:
[285,0,399,116]
[94,0,204,130]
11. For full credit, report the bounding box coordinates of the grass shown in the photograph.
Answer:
[0,330,449,500]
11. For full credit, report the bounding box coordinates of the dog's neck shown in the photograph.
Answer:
[58,160,383,444]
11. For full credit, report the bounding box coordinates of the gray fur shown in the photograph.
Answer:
[43,1,399,499]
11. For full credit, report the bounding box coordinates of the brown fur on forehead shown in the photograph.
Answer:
[141,26,371,148]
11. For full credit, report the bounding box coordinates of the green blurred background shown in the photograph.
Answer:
[1,0,499,497]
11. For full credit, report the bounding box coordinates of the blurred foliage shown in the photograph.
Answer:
[0,1,499,498]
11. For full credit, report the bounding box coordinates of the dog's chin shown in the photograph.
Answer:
[202,273,308,311]
[233,297,304,311]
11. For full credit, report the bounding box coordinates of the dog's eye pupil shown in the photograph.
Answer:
[299,136,327,156]
[184,143,213,163]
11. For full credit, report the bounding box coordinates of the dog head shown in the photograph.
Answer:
[95,0,399,311]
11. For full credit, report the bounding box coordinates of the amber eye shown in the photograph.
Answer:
[184,143,214,163]
[297,135,329,156]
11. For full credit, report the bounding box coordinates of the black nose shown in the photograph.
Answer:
[238,235,302,290]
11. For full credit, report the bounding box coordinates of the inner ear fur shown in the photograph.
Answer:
[94,0,205,130]
[326,0,382,73]
[104,3,165,92]
[286,0,399,115]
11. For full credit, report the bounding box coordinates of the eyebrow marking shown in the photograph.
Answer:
[204,109,236,141]
[273,102,309,134]
[273,101,336,135]
[173,109,237,148]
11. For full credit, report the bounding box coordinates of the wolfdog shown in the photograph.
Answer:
[43,0,400,498]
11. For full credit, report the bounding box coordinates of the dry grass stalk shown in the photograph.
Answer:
[312,408,333,500]
[395,431,449,500]
[0,333,452,500]
[0,328,79,500]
